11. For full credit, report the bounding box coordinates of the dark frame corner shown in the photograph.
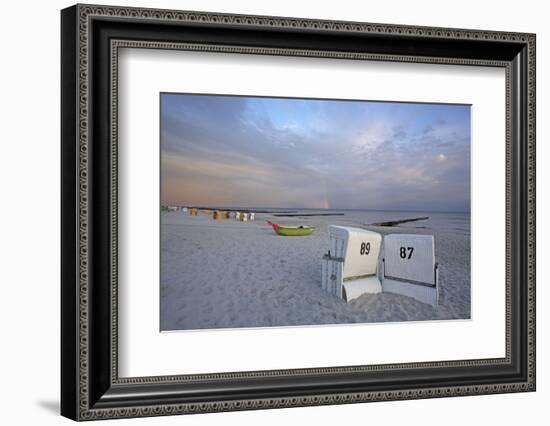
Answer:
[61,3,535,421]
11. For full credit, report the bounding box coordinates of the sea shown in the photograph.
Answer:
[214,207,471,238]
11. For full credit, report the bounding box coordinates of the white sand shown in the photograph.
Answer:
[160,211,470,331]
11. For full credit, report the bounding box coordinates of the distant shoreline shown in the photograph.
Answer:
[162,206,471,215]
[273,213,345,217]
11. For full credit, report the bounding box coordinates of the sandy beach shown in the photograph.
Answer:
[160,209,470,331]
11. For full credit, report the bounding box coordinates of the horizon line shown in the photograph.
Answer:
[161,204,471,214]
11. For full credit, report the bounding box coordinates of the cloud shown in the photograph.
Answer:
[161,95,471,212]
[351,121,392,157]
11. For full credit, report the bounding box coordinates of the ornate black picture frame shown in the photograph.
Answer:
[61,4,536,421]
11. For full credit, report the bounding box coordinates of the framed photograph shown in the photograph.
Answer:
[61,4,536,421]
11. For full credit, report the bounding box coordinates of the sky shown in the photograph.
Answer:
[161,93,471,212]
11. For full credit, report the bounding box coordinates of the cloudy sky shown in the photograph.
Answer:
[161,93,470,212]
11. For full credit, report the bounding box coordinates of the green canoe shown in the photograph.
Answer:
[267,221,315,236]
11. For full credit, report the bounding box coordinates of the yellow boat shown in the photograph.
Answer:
[267,221,315,236]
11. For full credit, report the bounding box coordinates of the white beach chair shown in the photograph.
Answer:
[381,234,439,307]
[321,226,382,302]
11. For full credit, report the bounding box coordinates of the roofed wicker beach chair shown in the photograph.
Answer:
[322,226,382,302]
[381,234,439,307]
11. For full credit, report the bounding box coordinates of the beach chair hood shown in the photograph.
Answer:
[384,234,436,285]
[328,226,382,279]
[381,233,439,306]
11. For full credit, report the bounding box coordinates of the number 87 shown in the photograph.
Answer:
[400,246,414,259]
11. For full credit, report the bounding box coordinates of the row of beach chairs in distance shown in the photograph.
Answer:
[321,226,439,307]
[186,208,255,221]
[213,211,255,221]
[165,207,256,222]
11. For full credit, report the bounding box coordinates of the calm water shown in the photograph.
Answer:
[225,208,471,238]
